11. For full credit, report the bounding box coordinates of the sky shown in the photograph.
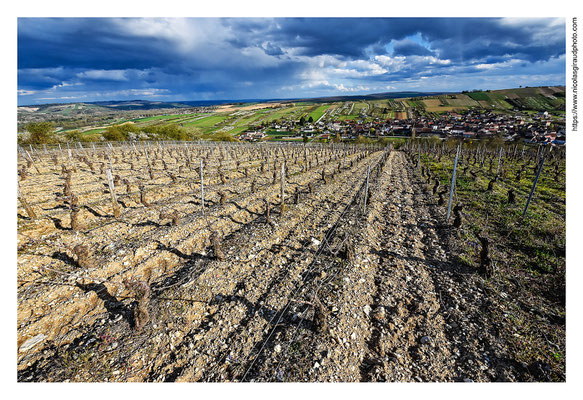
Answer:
[17,17,566,105]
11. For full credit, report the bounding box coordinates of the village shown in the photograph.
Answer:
[239,108,566,145]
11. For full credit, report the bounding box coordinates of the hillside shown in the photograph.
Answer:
[406,86,565,114]
[17,86,566,140]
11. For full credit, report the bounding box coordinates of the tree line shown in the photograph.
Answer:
[18,122,204,144]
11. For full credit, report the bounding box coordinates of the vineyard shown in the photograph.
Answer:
[16,139,565,382]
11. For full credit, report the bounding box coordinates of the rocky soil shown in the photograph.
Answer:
[17,144,564,382]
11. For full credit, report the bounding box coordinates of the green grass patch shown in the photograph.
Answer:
[308,105,330,122]
[183,114,229,129]
[467,91,491,101]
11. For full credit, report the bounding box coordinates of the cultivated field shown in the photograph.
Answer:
[16,140,565,382]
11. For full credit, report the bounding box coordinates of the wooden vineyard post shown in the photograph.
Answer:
[446,144,461,221]
[18,185,36,219]
[144,146,153,178]
[67,143,72,164]
[106,168,121,218]
[25,151,41,174]
[495,146,503,177]
[106,147,114,174]
[280,162,285,215]
[200,159,205,217]
[523,150,546,218]
[363,165,370,215]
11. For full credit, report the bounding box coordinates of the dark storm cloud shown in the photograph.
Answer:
[18,18,179,70]
[265,18,416,57]
[392,39,434,56]
[262,42,285,56]
[225,17,564,62]
[17,17,566,104]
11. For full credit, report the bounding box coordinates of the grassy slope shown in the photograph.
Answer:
[308,104,331,121]
[421,143,565,380]
[42,86,565,140]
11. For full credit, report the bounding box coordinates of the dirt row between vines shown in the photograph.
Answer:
[17,148,384,381]
[244,150,458,382]
[18,148,526,382]
[17,147,369,350]
[245,151,523,382]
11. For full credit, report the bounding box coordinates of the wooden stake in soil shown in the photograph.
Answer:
[218,191,227,205]
[452,203,464,228]
[523,151,546,217]
[495,146,503,177]
[487,179,495,192]
[477,234,494,277]
[508,189,516,204]
[362,165,371,215]
[312,293,329,334]
[210,230,225,261]
[73,244,96,269]
[159,210,180,226]
[446,144,461,221]
[70,195,81,230]
[25,151,41,174]
[264,198,270,224]
[105,168,121,218]
[123,279,151,331]
[17,185,36,219]
[200,159,205,217]
[437,189,446,206]
[63,169,73,198]
[280,163,286,215]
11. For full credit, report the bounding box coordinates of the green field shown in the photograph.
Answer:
[231,112,266,127]
[442,94,480,108]
[183,114,229,129]
[467,91,491,101]
[130,114,199,123]
[337,115,360,121]
[352,102,368,115]
[307,105,330,122]
[80,128,105,135]
[266,106,306,122]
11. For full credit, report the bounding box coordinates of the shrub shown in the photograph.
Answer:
[103,123,139,141]
[25,122,55,144]
[210,132,239,142]
[142,124,193,140]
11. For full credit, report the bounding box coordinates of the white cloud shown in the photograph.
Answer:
[18,89,37,96]
[373,55,407,72]
[77,69,129,81]
[93,88,170,97]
